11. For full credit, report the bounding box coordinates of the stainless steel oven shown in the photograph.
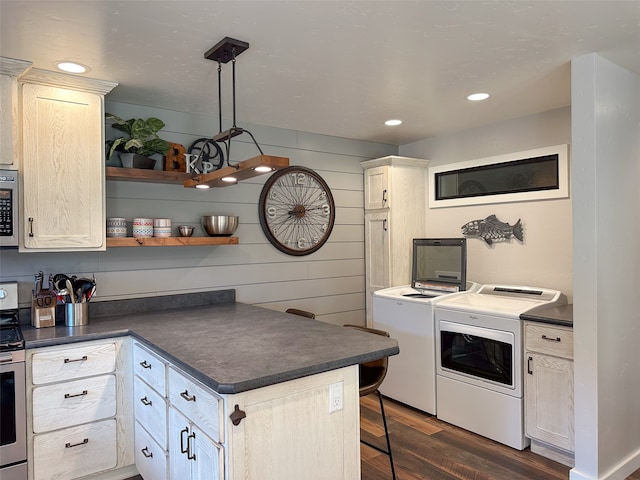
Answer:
[0,169,19,248]
[0,282,27,479]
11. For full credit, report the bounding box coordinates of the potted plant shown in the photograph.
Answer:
[105,113,170,169]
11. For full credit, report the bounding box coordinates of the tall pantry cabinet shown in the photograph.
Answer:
[19,68,116,251]
[361,156,430,325]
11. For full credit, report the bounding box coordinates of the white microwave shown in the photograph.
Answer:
[0,169,18,247]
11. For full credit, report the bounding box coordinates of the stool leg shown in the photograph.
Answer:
[376,390,396,480]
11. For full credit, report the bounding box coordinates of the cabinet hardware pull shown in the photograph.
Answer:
[383,219,387,231]
[527,356,533,375]
[180,390,196,402]
[64,355,88,363]
[187,432,196,460]
[382,189,387,205]
[180,427,189,454]
[140,396,152,406]
[65,390,88,399]
[541,335,561,342]
[230,404,247,426]
[141,447,153,458]
[28,217,34,237]
[65,438,89,448]
[140,360,152,369]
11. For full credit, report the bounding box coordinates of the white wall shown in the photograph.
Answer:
[571,54,640,480]
[0,102,396,326]
[400,107,573,298]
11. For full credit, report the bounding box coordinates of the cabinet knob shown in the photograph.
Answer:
[230,404,247,426]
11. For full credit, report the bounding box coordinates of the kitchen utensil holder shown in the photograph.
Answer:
[65,302,89,327]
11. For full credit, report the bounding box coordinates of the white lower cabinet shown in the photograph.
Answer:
[32,418,117,480]
[135,420,168,480]
[524,321,574,466]
[27,339,133,480]
[169,406,224,480]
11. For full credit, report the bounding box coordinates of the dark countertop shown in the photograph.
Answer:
[520,303,573,327]
[22,300,399,395]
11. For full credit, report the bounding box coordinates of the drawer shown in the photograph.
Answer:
[135,420,168,480]
[133,343,167,395]
[33,418,117,480]
[525,323,574,359]
[32,342,116,384]
[32,373,116,433]
[134,375,168,449]
[168,366,222,443]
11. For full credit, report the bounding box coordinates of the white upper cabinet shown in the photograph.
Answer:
[19,69,116,251]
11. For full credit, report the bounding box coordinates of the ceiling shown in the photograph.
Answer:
[2,1,640,146]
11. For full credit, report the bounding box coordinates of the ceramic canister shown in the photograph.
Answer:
[106,217,127,238]
[153,218,172,237]
[132,218,153,238]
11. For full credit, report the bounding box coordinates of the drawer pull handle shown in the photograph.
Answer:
[230,404,247,426]
[64,390,88,399]
[140,396,152,406]
[180,390,196,402]
[541,335,561,342]
[28,217,34,237]
[140,360,152,369]
[64,355,88,363]
[187,432,196,460]
[180,427,189,454]
[382,189,387,205]
[65,438,89,448]
[141,447,153,458]
[527,356,533,375]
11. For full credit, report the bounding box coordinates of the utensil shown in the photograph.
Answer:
[202,215,238,236]
[65,278,76,303]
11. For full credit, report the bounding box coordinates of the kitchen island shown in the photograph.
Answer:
[22,291,398,480]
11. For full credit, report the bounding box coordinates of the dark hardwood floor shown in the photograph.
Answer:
[128,394,640,479]
[361,394,640,480]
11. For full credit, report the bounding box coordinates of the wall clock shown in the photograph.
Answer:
[258,166,335,256]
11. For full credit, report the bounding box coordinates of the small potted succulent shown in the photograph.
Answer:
[105,113,170,169]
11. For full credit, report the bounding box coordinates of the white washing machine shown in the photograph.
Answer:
[372,282,479,415]
[434,284,567,450]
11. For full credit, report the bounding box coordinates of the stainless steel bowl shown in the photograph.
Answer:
[202,215,238,236]
[177,225,194,237]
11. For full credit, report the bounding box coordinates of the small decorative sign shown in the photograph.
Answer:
[164,142,187,172]
[461,214,523,245]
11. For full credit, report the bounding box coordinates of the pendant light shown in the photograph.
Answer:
[185,37,289,189]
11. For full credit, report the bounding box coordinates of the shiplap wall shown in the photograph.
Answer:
[1,102,396,326]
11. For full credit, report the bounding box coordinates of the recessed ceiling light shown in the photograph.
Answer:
[385,119,402,126]
[254,166,274,173]
[55,61,90,74]
[467,92,490,101]
[195,184,210,189]
[221,176,238,183]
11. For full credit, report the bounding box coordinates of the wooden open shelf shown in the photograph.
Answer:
[106,236,238,247]
[106,166,190,184]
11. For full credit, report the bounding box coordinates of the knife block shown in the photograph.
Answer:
[31,293,56,328]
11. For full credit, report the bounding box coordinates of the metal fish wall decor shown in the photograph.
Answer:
[461,214,524,245]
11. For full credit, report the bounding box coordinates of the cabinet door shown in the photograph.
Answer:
[168,407,192,480]
[364,165,389,210]
[524,352,574,451]
[191,424,224,480]
[364,211,390,324]
[21,82,105,250]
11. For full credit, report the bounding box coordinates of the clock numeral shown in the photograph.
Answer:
[297,238,307,249]
[269,190,278,200]
[321,223,328,232]
[321,204,330,216]
[267,206,277,219]
[291,172,306,185]
[319,191,326,198]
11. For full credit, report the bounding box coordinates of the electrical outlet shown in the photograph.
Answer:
[329,381,343,413]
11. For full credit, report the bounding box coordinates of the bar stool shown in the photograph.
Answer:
[344,324,396,480]
[285,308,316,319]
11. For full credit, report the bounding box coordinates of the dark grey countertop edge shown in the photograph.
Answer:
[520,304,573,327]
